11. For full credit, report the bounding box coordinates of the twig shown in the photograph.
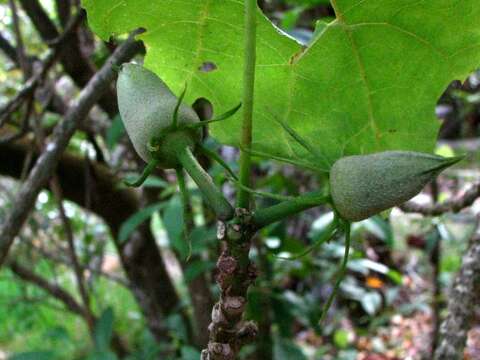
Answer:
[400,182,480,216]
[0,31,142,267]
[9,260,89,317]
[32,244,129,287]
[434,233,480,360]
[50,177,95,328]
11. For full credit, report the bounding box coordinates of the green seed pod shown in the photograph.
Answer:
[117,63,200,168]
[329,151,462,222]
[116,63,234,221]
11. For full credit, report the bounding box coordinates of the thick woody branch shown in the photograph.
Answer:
[434,234,480,360]
[0,33,141,267]
[400,182,480,216]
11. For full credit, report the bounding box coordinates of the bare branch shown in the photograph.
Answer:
[0,32,142,267]
[400,182,480,216]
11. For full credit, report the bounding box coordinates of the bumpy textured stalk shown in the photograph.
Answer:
[202,1,258,358]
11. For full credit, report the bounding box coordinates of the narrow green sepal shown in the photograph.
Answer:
[226,175,294,201]
[272,117,321,158]
[124,159,160,187]
[239,145,324,173]
[199,144,238,180]
[172,83,188,129]
[184,103,242,130]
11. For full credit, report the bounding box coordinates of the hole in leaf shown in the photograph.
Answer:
[199,61,217,72]
[192,98,213,139]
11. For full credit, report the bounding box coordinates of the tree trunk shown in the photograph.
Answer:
[434,234,480,360]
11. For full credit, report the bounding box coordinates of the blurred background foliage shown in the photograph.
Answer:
[0,0,479,359]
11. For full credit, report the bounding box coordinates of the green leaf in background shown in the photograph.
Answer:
[273,332,308,360]
[163,195,188,259]
[183,259,215,283]
[118,202,165,243]
[106,115,125,150]
[94,307,115,351]
[9,352,55,360]
[83,0,480,169]
[87,351,118,360]
[180,346,201,360]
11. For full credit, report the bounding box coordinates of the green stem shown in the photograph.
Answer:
[237,0,257,209]
[177,146,234,221]
[176,168,193,260]
[318,221,351,324]
[252,191,330,229]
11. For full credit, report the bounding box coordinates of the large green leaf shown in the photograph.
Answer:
[83,0,480,170]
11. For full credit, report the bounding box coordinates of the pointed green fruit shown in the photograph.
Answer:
[329,151,463,222]
[116,63,200,167]
[116,63,233,220]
